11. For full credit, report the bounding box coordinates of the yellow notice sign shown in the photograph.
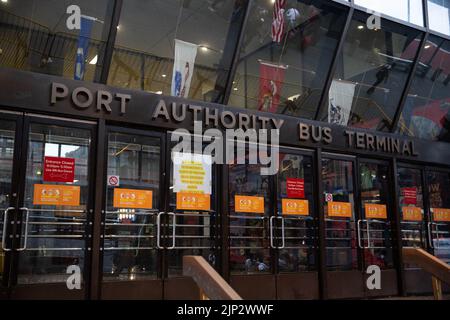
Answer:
[113,188,153,209]
[33,184,80,206]
[176,192,211,211]
[402,206,422,221]
[235,195,265,214]
[281,199,309,216]
[173,152,212,194]
[327,201,352,218]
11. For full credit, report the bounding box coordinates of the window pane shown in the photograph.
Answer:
[354,0,424,26]
[0,0,113,81]
[428,0,450,35]
[108,0,241,102]
[318,11,423,131]
[227,0,348,118]
[397,35,450,142]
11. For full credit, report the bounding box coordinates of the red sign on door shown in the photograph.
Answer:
[401,187,417,205]
[286,178,305,199]
[43,156,75,183]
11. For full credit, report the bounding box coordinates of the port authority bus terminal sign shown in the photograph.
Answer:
[47,82,420,159]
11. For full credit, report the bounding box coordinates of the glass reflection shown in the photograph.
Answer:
[228,0,348,118]
[398,36,450,142]
[428,0,450,36]
[354,0,424,26]
[318,11,423,131]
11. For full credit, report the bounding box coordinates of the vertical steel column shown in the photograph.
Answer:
[391,158,406,297]
[314,148,328,299]
[89,119,106,300]
[99,0,123,84]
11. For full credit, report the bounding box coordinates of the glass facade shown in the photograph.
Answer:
[398,35,450,142]
[0,0,449,142]
[318,11,423,131]
[0,0,113,81]
[227,0,348,118]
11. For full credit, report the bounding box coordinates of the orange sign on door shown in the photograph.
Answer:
[33,184,80,206]
[327,201,352,218]
[365,203,387,219]
[235,195,265,214]
[281,199,309,216]
[402,206,422,221]
[113,188,153,209]
[432,208,450,222]
[176,192,211,211]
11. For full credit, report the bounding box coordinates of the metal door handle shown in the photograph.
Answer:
[156,212,164,249]
[167,212,176,250]
[269,216,276,249]
[1,207,14,252]
[427,222,435,249]
[357,219,364,249]
[279,216,285,249]
[16,207,30,251]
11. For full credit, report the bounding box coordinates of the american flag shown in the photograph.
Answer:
[271,0,286,43]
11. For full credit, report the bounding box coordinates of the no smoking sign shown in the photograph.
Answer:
[108,175,120,187]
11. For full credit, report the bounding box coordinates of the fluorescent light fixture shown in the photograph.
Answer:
[358,25,364,30]
[233,87,238,91]
[161,74,167,78]
[1,0,8,3]
[424,44,431,49]
[200,46,209,52]
[155,91,163,95]
[89,55,98,65]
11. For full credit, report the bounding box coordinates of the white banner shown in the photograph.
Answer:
[173,152,212,194]
[171,39,198,98]
[328,80,356,126]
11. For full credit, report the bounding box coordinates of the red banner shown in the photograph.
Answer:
[401,187,417,205]
[43,156,75,183]
[258,62,286,113]
[286,178,305,199]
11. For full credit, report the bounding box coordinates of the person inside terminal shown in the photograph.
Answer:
[0,0,449,301]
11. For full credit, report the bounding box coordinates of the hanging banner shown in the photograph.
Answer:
[33,184,80,206]
[365,203,387,219]
[176,192,211,211]
[74,16,94,81]
[282,199,309,216]
[286,178,305,198]
[327,201,352,218]
[235,195,265,214]
[432,208,450,222]
[271,0,286,43]
[113,188,153,209]
[173,152,212,194]
[328,79,355,126]
[171,39,198,98]
[258,61,286,113]
[43,156,75,183]
[402,206,422,221]
[401,187,417,205]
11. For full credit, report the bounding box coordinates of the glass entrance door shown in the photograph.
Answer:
[358,159,397,297]
[100,128,163,299]
[397,165,431,294]
[426,170,450,266]
[0,115,20,299]
[1,114,95,299]
[228,146,318,299]
[321,155,362,299]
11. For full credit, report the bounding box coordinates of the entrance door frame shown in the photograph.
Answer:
[356,157,399,298]
[2,111,97,299]
[97,124,166,300]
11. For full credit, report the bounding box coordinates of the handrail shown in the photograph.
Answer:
[183,256,242,300]
[402,248,450,300]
